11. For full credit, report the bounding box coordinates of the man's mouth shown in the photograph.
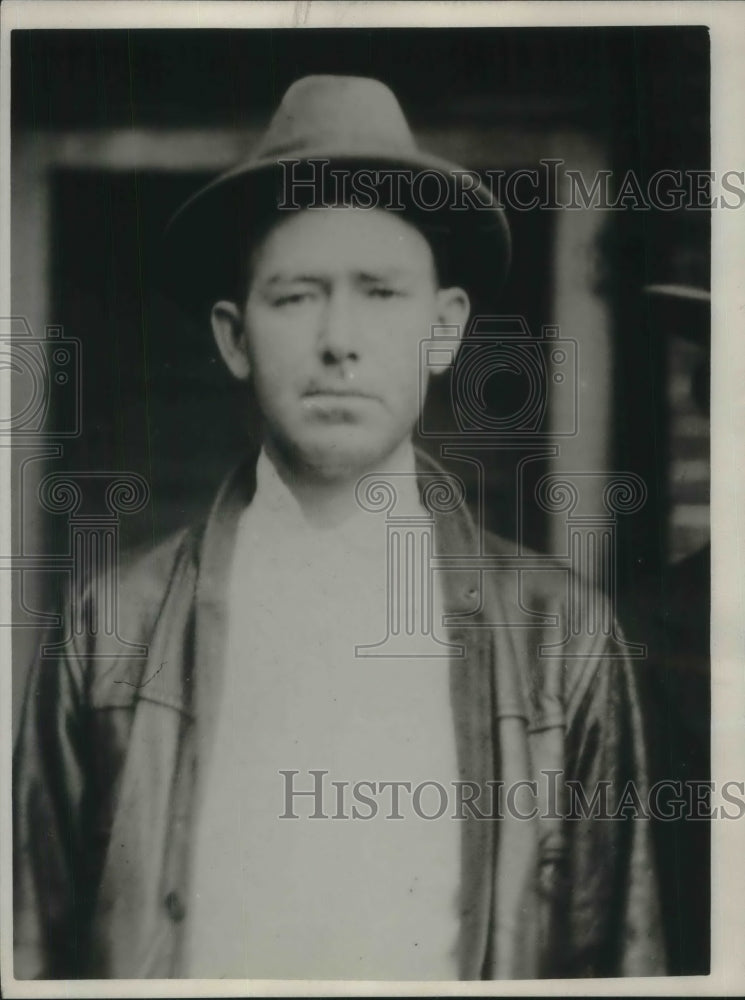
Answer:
[301,387,381,422]
[303,388,377,400]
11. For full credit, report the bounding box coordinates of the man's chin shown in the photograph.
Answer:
[279,428,401,483]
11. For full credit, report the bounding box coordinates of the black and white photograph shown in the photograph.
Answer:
[1,1,744,993]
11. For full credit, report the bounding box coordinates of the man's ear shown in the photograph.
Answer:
[210,300,251,381]
[429,286,471,374]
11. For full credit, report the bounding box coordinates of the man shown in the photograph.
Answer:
[13,76,663,980]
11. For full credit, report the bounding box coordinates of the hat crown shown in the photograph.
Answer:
[254,75,419,159]
[163,75,512,310]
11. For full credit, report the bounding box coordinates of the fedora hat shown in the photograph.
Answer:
[162,75,511,313]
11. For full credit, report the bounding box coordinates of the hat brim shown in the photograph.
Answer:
[161,151,511,315]
[643,284,710,345]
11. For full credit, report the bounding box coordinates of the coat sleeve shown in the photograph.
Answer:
[13,527,197,980]
[557,626,667,977]
[13,620,92,979]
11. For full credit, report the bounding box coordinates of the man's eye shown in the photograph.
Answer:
[367,287,401,299]
[273,292,312,306]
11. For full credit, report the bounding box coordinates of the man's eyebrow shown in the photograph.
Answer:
[356,268,418,281]
[261,273,326,286]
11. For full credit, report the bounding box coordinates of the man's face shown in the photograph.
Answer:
[215,206,468,480]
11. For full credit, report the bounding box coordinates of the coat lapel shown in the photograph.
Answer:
[193,458,258,815]
[420,449,541,980]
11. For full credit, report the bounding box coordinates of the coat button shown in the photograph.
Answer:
[164,890,186,922]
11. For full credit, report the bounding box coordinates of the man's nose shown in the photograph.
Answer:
[317,287,359,365]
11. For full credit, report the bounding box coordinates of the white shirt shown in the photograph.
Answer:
[185,448,461,980]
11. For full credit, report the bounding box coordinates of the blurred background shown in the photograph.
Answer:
[9,24,711,975]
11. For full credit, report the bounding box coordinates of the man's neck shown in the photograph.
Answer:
[262,437,418,529]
